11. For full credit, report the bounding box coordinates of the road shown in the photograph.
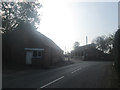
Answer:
[3,61,112,88]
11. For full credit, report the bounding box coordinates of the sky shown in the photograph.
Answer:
[37,0,118,53]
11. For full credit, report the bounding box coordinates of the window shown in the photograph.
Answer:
[33,51,37,57]
[33,51,42,58]
[38,51,42,56]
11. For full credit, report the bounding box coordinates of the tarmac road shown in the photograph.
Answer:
[3,61,112,88]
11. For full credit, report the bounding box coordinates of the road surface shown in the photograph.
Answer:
[3,61,112,88]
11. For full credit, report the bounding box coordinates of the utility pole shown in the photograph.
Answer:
[65,46,66,54]
[86,36,88,45]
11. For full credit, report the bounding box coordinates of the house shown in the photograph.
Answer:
[2,22,64,68]
[71,43,112,61]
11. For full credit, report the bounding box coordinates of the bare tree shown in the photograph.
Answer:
[73,41,80,50]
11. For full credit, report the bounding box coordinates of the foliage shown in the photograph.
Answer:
[73,41,80,50]
[92,34,114,54]
[1,2,42,33]
[113,29,120,74]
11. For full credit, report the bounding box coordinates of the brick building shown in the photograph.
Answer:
[2,22,64,68]
[71,43,112,61]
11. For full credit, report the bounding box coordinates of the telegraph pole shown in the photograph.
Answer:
[64,46,66,54]
[86,36,88,45]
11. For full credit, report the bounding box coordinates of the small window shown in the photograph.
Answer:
[38,51,42,56]
[33,51,42,58]
[33,51,37,57]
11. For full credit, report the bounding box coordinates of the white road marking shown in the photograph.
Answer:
[37,76,64,89]
[71,68,81,74]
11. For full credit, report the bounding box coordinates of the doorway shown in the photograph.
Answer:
[26,51,33,64]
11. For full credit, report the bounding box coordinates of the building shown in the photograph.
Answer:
[2,22,64,68]
[71,43,112,61]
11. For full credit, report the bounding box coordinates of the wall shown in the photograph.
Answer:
[3,28,63,68]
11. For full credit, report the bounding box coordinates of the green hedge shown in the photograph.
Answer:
[114,29,120,76]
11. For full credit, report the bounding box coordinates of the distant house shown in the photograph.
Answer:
[71,43,112,61]
[2,22,64,68]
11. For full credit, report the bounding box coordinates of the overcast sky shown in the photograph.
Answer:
[38,0,118,52]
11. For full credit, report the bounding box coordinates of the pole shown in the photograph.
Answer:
[86,36,88,45]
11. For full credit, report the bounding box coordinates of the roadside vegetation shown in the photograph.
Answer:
[113,29,120,88]
[93,30,120,88]
[94,29,120,88]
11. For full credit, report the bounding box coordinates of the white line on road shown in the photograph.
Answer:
[71,68,81,74]
[37,76,64,89]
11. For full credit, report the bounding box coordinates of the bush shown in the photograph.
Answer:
[114,29,120,76]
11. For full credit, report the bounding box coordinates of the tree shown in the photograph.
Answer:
[92,35,107,52]
[73,41,80,50]
[105,34,114,54]
[92,34,114,54]
[1,1,42,34]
